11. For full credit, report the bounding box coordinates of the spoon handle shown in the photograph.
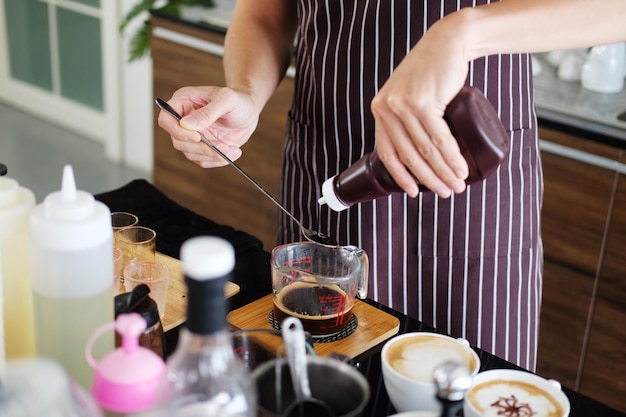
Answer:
[282,317,312,399]
[155,98,301,225]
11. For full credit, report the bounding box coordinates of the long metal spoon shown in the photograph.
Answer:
[155,98,338,247]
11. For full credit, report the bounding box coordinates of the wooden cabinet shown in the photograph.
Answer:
[150,15,293,251]
[581,167,626,411]
[537,125,626,412]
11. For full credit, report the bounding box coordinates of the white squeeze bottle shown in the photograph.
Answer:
[0,163,37,360]
[29,165,114,389]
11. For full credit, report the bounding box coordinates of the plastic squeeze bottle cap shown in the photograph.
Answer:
[86,313,166,413]
[30,165,111,251]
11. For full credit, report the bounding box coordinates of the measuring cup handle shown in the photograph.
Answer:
[356,249,369,300]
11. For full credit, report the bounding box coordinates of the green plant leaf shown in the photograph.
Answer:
[128,20,151,62]
[120,0,159,32]
[121,0,216,62]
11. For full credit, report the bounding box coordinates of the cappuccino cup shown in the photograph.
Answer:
[381,332,480,413]
[463,369,570,417]
[581,43,626,94]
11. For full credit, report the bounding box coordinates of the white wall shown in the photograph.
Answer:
[119,0,154,174]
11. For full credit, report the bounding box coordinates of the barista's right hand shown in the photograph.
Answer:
[157,86,260,168]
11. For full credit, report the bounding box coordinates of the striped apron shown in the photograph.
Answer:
[277,0,543,371]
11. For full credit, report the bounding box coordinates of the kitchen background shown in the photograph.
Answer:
[1,0,626,414]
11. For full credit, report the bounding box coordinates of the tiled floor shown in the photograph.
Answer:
[0,102,150,202]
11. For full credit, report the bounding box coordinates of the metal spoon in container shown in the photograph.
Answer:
[281,317,335,417]
[155,99,338,248]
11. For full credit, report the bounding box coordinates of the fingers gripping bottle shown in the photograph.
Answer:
[0,164,36,359]
[29,165,114,389]
[151,236,256,416]
[318,86,510,211]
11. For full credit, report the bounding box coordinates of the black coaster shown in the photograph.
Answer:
[268,310,358,343]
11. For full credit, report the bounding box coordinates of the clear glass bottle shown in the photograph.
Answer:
[151,236,256,417]
[318,86,510,211]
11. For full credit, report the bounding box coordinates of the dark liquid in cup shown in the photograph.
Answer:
[273,284,353,336]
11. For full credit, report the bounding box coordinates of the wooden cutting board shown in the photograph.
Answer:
[155,252,240,332]
[227,294,400,359]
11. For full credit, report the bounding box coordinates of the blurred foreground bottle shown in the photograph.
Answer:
[0,357,104,416]
[86,313,165,417]
[29,165,114,389]
[0,164,36,359]
[148,236,256,416]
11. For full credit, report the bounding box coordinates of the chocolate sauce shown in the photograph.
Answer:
[490,395,536,417]
[318,86,510,211]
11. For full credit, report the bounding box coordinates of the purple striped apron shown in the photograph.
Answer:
[277,0,543,371]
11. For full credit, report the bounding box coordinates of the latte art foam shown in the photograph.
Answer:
[467,380,564,417]
[385,335,477,383]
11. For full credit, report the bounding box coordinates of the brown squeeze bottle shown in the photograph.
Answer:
[318,86,510,211]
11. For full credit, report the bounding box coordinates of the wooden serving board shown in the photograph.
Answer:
[155,252,240,332]
[227,294,400,359]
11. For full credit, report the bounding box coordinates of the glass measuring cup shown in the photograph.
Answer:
[271,242,369,336]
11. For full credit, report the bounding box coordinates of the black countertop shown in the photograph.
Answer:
[96,179,626,417]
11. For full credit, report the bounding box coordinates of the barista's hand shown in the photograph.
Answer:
[371,16,470,199]
[157,86,260,168]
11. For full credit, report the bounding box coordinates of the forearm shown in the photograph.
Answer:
[223,1,297,113]
[439,0,626,63]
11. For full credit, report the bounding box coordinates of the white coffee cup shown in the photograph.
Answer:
[381,332,481,413]
[581,43,626,94]
[557,51,587,82]
[388,412,438,417]
[463,369,570,417]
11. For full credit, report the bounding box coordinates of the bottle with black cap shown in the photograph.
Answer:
[150,236,256,416]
